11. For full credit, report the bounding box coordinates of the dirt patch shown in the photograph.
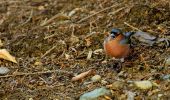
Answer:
[0,0,170,99]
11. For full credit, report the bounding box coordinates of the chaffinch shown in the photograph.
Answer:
[104,29,134,62]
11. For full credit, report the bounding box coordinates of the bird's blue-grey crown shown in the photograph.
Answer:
[110,28,121,38]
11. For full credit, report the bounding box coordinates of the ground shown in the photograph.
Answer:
[0,0,170,100]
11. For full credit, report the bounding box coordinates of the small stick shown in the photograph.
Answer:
[18,9,33,27]
[140,72,162,80]
[77,5,125,23]
[0,70,73,78]
[41,45,57,58]
[40,14,70,26]
[124,22,142,31]
[44,33,58,40]
[140,54,149,68]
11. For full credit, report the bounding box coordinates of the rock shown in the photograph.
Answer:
[79,87,110,100]
[91,75,101,82]
[134,80,153,89]
[162,74,170,80]
[0,67,10,74]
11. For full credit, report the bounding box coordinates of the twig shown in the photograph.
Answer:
[44,33,58,40]
[77,4,125,23]
[140,72,162,80]
[18,9,33,27]
[40,13,70,26]
[0,70,73,78]
[140,54,149,68]
[41,45,57,58]
[124,22,142,31]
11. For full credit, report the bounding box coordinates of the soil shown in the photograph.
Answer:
[0,0,170,100]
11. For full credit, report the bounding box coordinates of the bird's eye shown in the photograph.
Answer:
[110,33,116,38]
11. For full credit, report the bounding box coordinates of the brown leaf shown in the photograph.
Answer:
[85,38,92,47]
[0,49,17,63]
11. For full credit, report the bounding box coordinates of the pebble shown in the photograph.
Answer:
[0,67,10,74]
[134,80,153,89]
[91,75,101,82]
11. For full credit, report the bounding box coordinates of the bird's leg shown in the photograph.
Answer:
[104,55,109,61]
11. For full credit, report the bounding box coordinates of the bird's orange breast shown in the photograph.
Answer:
[104,35,130,58]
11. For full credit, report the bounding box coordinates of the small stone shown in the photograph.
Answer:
[0,67,10,74]
[79,87,110,100]
[134,80,153,89]
[91,75,101,82]
[65,54,71,60]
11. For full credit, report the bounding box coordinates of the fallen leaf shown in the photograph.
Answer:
[93,49,103,54]
[70,34,79,44]
[0,49,17,63]
[65,53,72,60]
[85,38,92,47]
[71,70,92,81]
[87,50,93,60]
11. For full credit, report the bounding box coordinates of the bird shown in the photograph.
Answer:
[104,28,134,62]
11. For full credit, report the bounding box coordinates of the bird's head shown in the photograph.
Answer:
[110,28,121,38]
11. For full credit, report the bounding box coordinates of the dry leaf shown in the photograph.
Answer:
[71,70,92,81]
[0,49,17,63]
[65,53,71,60]
[93,49,103,54]
[85,38,92,47]
[87,50,93,60]
[70,34,79,44]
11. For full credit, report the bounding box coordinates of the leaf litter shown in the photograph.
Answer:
[0,0,170,99]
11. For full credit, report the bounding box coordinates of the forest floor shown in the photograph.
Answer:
[0,0,170,99]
